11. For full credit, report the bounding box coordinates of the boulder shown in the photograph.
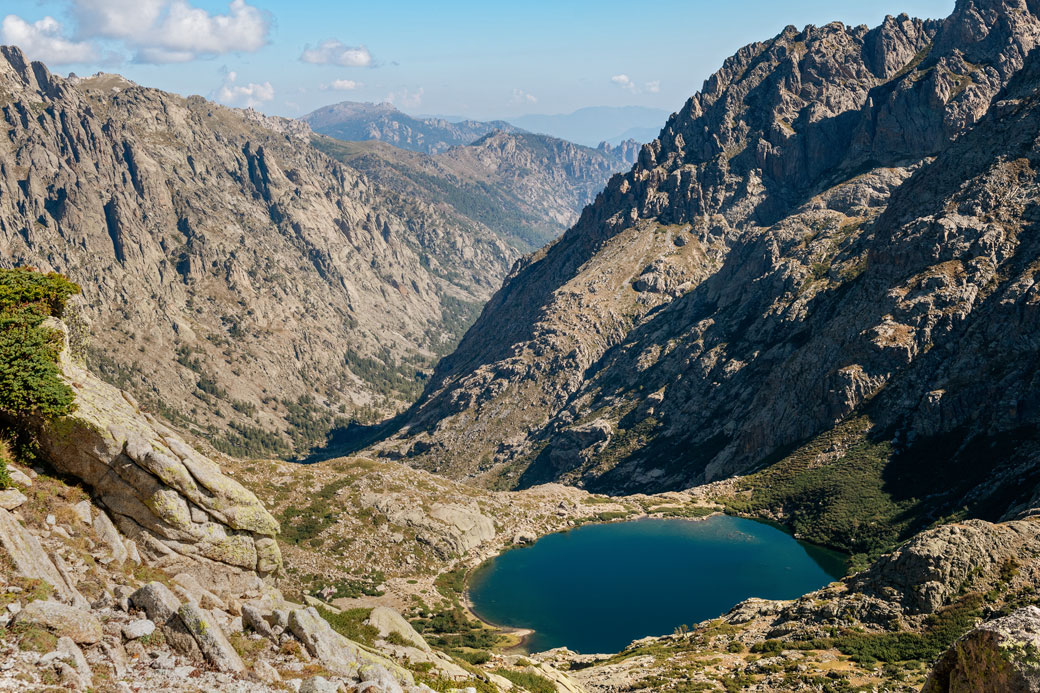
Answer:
[46,636,92,687]
[72,500,92,524]
[129,581,180,623]
[289,607,412,684]
[32,322,282,581]
[253,659,281,683]
[92,509,128,564]
[359,662,405,693]
[0,509,86,607]
[0,489,27,510]
[7,468,32,487]
[14,600,102,644]
[127,584,200,657]
[924,605,1040,692]
[367,606,430,651]
[176,602,244,673]
[122,619,155,640]
[288,606,361,677]
[300,676,339,693]
[242,603,276,639]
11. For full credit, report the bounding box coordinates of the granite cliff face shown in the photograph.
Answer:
[316,130,636,251]
[373,0,1040,520]
[0,46,516,457]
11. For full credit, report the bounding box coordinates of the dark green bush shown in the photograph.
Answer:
[316,606,379,646]
[492,669,557,693]
[0,268,80,420]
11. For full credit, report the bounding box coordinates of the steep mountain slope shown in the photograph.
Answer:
[0,47,515,458]
[372,0,1040,521]
[303,101,521,154]
[314,131,635,250]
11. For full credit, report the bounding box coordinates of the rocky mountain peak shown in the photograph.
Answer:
[369,0,1040,501]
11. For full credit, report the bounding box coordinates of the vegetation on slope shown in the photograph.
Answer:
[0,267,80,420]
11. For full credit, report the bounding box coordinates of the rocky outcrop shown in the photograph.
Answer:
[32,321,281,584]
[0,508,87,608]
[359,493,495,557]
[289,606,413,684]
[13,601,102,644]
[924,606,1040,692]
[853,520,1040,614]
[366,606,431,651]
[372,0,1040,520]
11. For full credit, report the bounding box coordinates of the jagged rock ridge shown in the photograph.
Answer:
[372,0,1040,523]
[0,46,516,457]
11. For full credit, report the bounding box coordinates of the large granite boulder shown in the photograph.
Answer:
[924,606,1040,692]
[0,508,88,608]
[31,320,281,586]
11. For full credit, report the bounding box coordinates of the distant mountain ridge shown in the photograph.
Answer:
[302,101,522,154]
[314,130,636,251]
[302,101,667,153]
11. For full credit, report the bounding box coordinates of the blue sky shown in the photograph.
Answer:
[2,0,955,119]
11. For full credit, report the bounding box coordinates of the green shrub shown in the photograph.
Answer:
[0,268,80,421]
[0,438,12,490]
[450,648,491,664]
[492,669,557,693]
[834,594,982,663]
[316,606,379,646]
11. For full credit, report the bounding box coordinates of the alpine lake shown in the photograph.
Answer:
[467,515,847,654]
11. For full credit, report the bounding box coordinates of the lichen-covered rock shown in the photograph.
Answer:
[924,606,1040,692]
[0,489,27,510]
[176,602,244,673]
[31,321,282,580]
[359,495,495,557]
[0,509,87,608]
[289,607,413,684]
[366,606,430,651]
[14,601,102,644]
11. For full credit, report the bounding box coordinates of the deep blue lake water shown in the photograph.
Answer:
[467,515,846,654]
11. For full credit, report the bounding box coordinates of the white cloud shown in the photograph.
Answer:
[611,74,635,91]
[71,0,164,39]
[300,39,372,67]
[66,0,270,64]
[216,70,274,107]
[1,15,98,64]
[611,74,660,95]
[386,87,423,109]
[321,79,362,91]
[510,88,537,104]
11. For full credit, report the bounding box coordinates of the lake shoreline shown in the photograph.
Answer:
[464,514,847,654]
